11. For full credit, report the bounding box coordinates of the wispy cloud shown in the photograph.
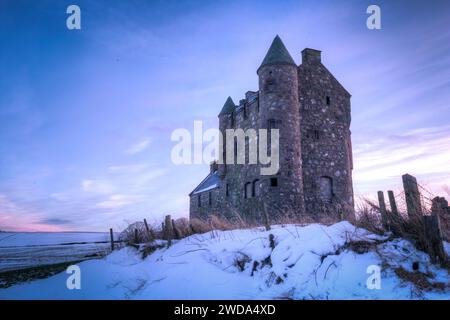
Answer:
[82,179,115,194]
[108,164,148,174]
[94,194,143,209]
[353,126,450,196]
[0,194,69,232]
[125,139,152,155]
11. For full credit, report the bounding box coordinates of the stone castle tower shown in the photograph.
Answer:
[189,36,354,222]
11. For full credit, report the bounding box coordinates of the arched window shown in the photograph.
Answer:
[319,176,333,203]
[252,179,260,197]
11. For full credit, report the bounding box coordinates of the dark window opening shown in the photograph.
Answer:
[226,183,229,197]
[244,182,252,199]
[197,195,201,208]
[234,140,238,159]
[319,176,333,203]
[230,113,235,127]
[243,106,247,120]
[208,192,212,206]
[306,129,320,140]
[270,177,278,187]
[265,79,275,92]
[326,96,331,106]
[268,119,281,130]
[252,179,260,197]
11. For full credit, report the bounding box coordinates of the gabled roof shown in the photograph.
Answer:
[258,35,296,71]
[189,171,222,196]
[218,96,236,116]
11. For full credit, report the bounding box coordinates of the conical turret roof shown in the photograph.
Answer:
[218,96,236,116]
[258,35,296,71]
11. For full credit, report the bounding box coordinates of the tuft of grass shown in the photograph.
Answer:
[394,267,447,291]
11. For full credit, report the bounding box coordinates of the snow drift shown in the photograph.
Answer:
[1,221,449,299]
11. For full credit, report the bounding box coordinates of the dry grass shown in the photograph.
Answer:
[120,221,153,244]
[120,209,346,246]
[394,267,447,291]
[354,200,384,235]
[356,190,450,267]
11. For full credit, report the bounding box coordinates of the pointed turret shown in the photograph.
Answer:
[218,96,236,116]
[258,35,296,72]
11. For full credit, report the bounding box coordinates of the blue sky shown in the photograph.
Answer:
[1,0,450,231]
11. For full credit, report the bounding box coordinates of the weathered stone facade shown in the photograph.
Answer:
[189,36,354,223]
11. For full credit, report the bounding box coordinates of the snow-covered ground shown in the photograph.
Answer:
[0,222,449,299]
[0,232,114,272]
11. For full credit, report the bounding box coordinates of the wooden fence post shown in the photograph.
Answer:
[402,174,423,218]
[172,219,181,239]
[387,190,402,233]
[134,229,139,244]
[423,214,447,264]
[377,191,388,229]
[165,215,174,247]
[144,218,154,241]
[387,191,399,217]
[110,228,115,251]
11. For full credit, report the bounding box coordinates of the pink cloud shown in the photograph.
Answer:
[0,194,69,232]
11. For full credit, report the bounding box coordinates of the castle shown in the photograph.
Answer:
[189,36,354,222]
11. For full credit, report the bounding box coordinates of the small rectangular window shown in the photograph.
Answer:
[268,119,277,129]
[226,183,229,197]
[270,177,278,187]
[306,129,320,140]
[197,195,201,208]
[326,96,330,106]
[208,192,212,206]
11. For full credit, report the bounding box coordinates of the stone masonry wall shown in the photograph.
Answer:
[298,49,354,220]
[190,46,354,223]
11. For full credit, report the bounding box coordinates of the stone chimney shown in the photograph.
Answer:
[301,48,321,64]
[210,160,218,173]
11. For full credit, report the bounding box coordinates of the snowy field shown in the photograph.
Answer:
[0,222,449,300]
[0,232,113,272]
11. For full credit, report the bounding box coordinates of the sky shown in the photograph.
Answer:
[1,0,450,232]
